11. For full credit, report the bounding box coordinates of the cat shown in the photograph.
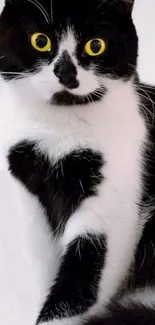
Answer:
[0,0,155,325]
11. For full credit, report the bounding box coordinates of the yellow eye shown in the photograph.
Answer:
[85,38,106,56]
[31,33,51,52]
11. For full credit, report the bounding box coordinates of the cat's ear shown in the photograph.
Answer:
[5,0,15,4]
[4,0,19,8]
[120,0,135,14]
[0,0,21,29]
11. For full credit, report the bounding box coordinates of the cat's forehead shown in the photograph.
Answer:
[41,0,105,21]
[6,0,134,28]
[7,0,112,41]
[5,0,130,36]
[25,0,110,28]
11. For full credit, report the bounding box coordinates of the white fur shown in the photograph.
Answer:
[0,29,148,325]
[120,287,155,308]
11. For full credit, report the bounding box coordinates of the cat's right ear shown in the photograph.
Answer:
[119,0,135,14]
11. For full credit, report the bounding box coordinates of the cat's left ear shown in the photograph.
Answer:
[120,0,135,14]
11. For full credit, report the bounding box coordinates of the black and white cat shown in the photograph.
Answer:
[0,0,155,324]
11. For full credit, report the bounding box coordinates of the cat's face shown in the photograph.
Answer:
[0,0,137,106]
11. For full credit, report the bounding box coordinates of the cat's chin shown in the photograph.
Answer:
[50,88,106,106]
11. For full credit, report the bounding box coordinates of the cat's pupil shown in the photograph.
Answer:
[90,40,101,53]
[36,35,47,48]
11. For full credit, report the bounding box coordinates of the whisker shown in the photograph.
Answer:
[150,240,155,260]
[141,84,155,91]
[27,0,50,24]
[139,245,146,272]
[137,95,155,124]
[139,87,155,115]
[51,0,53,23]
[140,106,150,125]
[135,83,155,124]
[0,71,25,75]
[141,89,155,96]
[141,103,154,125]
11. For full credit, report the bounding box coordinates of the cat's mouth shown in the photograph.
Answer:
[50,88,106,106]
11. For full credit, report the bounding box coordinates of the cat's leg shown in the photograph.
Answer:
[36,221,106,324]
[37,194,140,325]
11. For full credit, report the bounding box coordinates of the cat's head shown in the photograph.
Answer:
[0,0,137,106]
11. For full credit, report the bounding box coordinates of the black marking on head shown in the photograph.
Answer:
[0,0,138,80]
[51,87,106,106]
[8,140,103,233]
[37,233,106,323]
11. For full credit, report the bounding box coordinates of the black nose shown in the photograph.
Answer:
[54,52,79,89]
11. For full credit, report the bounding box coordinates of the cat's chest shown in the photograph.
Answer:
[2,83,146,236]
[1,81,146,191]
[33,85,146,182]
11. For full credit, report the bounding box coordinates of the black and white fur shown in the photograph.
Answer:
[0,0,155,324]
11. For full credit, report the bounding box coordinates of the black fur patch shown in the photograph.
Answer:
[51,87,106,106]
[81,302,155,325]
[37,233,106,324]
[8,141,103,233]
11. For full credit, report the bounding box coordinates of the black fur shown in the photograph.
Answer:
[51,87,106,105]
[8,141,103,233]
[37,234,106,324]
[81,302,155,325]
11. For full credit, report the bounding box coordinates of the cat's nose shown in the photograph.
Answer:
[54,62,78,89]
[54,53,79,89]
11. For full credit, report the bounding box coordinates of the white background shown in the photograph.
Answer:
[133,0,155,84]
